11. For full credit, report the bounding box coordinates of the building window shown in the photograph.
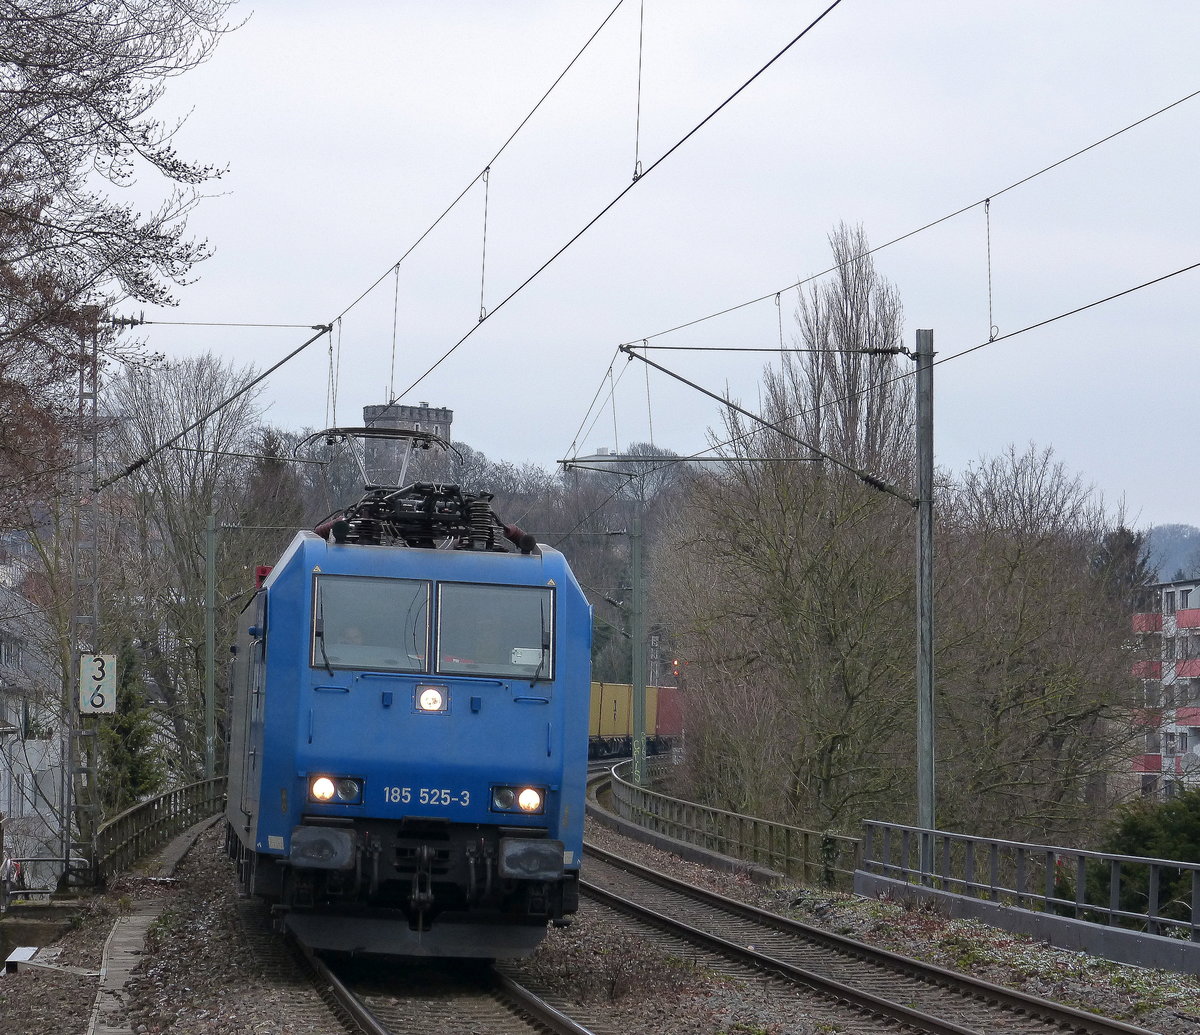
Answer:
[1141,774,1159,796]
[0,634,23,668]
[1145,682,1163,708]
[1182,589,1192,609]
[1164,590,1176,614]
[1164,638,1176,661]
[1146,730,1162,753]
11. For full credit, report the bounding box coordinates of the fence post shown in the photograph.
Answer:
[1148,866,1161,937]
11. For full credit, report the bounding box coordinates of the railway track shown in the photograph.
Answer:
[309,952,601,1035]
[237,895,600,1035]
[580,841,1163,1035]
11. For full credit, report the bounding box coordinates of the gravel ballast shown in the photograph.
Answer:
[0,819,1196,1034]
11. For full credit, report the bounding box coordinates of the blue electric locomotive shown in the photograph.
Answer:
[224,430,592,958]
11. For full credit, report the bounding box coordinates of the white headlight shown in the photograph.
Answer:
[310,776,336,802]
[416,685,447,712]
[517,787,543,813]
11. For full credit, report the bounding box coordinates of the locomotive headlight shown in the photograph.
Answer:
[415,684,448,713]
[335,778,363,803]
[490,784,545,815]
[308,775,363,804]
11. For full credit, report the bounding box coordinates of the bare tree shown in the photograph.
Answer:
[657,228,1144,844]
[0,0,235,309]
[0,1,236,497]
[935,445,1144,843]
[654,224,918,830]
[775,221,913,481]
[101,353,262,778]
[657,446,915,828]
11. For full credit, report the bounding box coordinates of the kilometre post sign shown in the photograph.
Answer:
[78,653,116,715]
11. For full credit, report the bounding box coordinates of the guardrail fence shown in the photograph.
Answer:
[608,758,861,886]
[93,777,226,885]
[605,758,1199,973]
[860,820,1200,939]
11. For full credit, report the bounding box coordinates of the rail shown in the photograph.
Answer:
[93,777,226,884]
[608,757,861,886]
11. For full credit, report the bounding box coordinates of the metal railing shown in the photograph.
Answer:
[93,778,226,884]
[860,820,1200,942]
[604,759,1200,972]
[608,758,861,886]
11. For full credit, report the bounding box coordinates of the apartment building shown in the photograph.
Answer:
[1131,579,1200,797]
[0,545,66,891]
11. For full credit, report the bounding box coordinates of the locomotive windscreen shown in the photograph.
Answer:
[436,583,554,680]
[312,575,430,672]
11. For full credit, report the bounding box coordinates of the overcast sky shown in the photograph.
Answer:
[127,1,1200,529]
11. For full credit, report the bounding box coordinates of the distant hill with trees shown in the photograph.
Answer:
[1145,524,1200,581]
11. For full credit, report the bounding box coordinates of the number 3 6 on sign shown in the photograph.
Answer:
[78,653,117,715]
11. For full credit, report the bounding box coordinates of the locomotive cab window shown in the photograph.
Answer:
[312,575,430,672]
[437,583,554,680]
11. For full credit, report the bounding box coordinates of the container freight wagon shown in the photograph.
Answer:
[588,681,683,758]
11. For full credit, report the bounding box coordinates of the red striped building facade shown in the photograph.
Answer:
[1132,580,1200,797]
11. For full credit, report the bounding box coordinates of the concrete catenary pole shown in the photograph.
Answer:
[915,328,936,860]
[630,505,648,786]
[204,513,216,780]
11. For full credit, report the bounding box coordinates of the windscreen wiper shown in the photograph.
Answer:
[314,613,334,677]
[529,600,550,685]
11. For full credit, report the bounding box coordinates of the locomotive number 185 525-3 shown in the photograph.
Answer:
[384,786,470,806]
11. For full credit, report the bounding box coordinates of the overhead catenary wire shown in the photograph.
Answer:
[95,323,332,491]
[167,444,327,465]
[608,366,620,452]
[379,0,848,411]
[632,0,646,180]
[334,0,630,328]
[620,342,917,506]
[478,166,492,321]
[937,259,1200,368]
[98,2,844,487]
[618,257,1200,478]
[108,317,327,329]
[565,349,637,458]
[618,85,1200,349]
[564,347,625,457]
[644,361,654,445]
[389,264,401,399]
